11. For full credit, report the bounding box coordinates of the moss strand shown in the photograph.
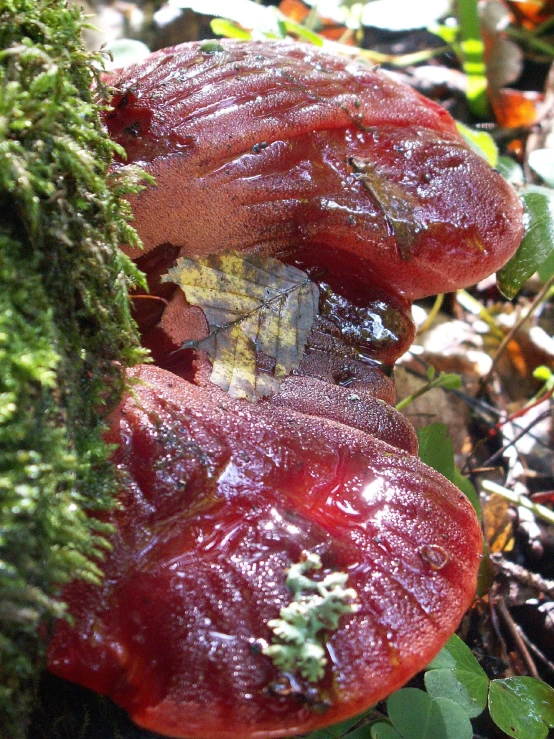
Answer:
[0,2,148,735]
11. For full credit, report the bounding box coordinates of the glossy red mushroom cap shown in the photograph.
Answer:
[47,39,522,739]
[48,366,482,739]
[104,40,523,300]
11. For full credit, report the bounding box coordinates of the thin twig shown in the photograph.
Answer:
[417,293,444,334]
[495,596,540,679]
[451,388,502,424]
[395,370,460,411]
[494,387,554,429]
[481,276,554,390]
[491,554,554,599]
[478,410,551,468]
[506,25,554,58]
[518,629,554,677]
[457,288,505,340]
[482,479,554,526]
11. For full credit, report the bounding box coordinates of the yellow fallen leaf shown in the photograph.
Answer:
[162,251,319,400]
[483,492,515,553]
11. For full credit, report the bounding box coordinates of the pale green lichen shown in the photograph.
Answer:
[263,552,359,683]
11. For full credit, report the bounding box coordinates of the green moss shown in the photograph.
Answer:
[0,1,148,735]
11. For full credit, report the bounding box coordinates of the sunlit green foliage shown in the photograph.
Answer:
[497,187,554,298]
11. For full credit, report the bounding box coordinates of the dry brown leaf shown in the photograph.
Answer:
[490,88,545,128]
[483,492,515,553]
[162,251,319,400]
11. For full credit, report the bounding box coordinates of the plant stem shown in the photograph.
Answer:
[456,0,489,117]
[480,273,554,388]
[506,25,554,58]
[482,480,554,525]
[457,289,505,340]
[533,14,554,37]
[418,293,444,334]
[304,1,320,32]
[395,372,461,411]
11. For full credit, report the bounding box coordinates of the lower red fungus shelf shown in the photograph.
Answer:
[48,365,482,739]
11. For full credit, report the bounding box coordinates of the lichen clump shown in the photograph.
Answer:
[0,1,147,735]
[263,552,359,683]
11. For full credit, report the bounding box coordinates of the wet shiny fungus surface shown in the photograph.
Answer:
[46,39,523,739]
[104,40,523,300]
[48,366,483,739]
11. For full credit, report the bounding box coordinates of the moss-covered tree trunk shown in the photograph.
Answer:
[0,2,147,735]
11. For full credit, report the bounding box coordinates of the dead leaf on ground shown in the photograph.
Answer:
[491,88,546,128]
[483,492,516,552]
[162,251,319,401]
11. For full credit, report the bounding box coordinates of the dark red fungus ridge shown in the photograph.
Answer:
[48,365,482,739]
[47,39,524,739]
[104,40,523,301]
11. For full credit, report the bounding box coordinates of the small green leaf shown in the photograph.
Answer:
[427,635,484,674]
[416,423,455,479]
[302,711,371,739]
[387,690,430,739]
[416,424,481,518]
[429,697,474,739]
[497,187,554,299]
[283,19,324,46]
[537,247,554,283]
[496,156,525,186]
[456,122,498,167]
[435,373,463,390]
[371,723,402,739]
[210,18,252,40]
[342,724,372,739]
[386,689,473,739]
[534,365,553,384]
[488,677,554,739]
[425,635,488,718]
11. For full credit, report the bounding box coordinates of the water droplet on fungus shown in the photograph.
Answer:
[419,544,449,570]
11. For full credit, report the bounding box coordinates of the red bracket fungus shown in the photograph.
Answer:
[47,40,524,739]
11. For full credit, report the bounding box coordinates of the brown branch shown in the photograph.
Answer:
[495,595,540,679]
[492,554,554,599]
[480,275,554,390]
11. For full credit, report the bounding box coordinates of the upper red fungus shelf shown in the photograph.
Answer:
[104,39,524,300]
